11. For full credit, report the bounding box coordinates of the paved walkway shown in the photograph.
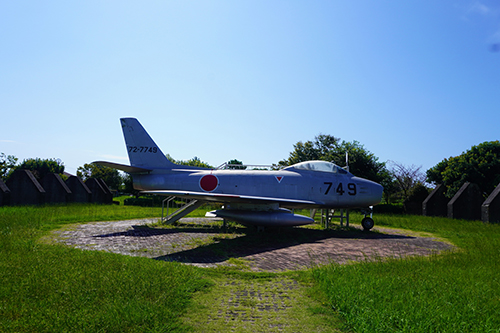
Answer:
[53,218,454,272]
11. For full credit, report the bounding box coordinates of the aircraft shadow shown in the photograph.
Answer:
[151,223,416,265]
[93,224,228,238]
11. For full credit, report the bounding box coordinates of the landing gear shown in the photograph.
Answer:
[361,217,374,231]
[360,206,375,231]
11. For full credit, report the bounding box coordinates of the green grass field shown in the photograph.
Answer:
[1,204,500,332]
[311,214,500,332]
[0,204,211,332]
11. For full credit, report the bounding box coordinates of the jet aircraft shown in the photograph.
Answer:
[95,118,383,230]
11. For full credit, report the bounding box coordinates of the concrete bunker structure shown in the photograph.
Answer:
[447,182,483,221]
[65,176,92,203]
[0,178,11,206]
[482,183,500,224]
[422,184,448,217]
[6,169,46,205]
[41,173,72,203]
[85,178,112,204]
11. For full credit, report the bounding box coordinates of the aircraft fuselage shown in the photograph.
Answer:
[132,167,383,209]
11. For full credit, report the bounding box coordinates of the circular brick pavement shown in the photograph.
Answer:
[53,218,454,272]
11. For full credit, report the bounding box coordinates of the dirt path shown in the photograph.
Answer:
[53,218,453,272]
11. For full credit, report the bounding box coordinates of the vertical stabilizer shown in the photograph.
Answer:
[120,118,176,169]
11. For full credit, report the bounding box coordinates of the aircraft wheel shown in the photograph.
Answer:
[361,217,374,231]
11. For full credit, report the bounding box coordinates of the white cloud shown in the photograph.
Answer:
[469,2,492,15]
[489,29,500,41]
[460,2,500,43]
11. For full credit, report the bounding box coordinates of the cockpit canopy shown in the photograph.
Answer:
[284,160,349,174]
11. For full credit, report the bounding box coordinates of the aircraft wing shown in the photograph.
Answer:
[140,190,321,207]
[93,161,152,173]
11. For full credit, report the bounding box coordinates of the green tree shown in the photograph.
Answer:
[165,154,214,169]
[426,141,500,198]
[277,134,388,184]
[227,159,246,170]
[13,158,64,180]
[331,141,387,184]
[406,183,430,203]
[277,135,340,167]
[379,169,399,203]
[77,163,123,190]
[389,161,427,202]
[122,173,136,195]
[0,153,18,181]
[182,157,213,169]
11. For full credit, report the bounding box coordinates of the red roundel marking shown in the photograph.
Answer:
[200,174,218,192]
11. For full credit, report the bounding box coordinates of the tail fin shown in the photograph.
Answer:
[120,118,176,169]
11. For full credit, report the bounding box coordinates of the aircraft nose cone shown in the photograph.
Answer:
[373,182,384,198]
[369,181,384,205]
[352,177,384,205]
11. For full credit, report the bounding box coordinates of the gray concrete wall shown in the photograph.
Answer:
[65,176,91,203]
[482,183,500,224]
[448,182,483,221]
[6,169,45,205]
[0,178,11,206]
[97,178,113,203]
[85,178,108,203]
[422,184,448,217]
[41,173,72,203]
[1,172,117,206]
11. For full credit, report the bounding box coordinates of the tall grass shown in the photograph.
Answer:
[312,215,500,332]
[0,204,210,332]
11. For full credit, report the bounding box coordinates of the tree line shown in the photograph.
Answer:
[2,138,499,202]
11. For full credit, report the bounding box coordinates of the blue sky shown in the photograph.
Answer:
[1,1,499,175]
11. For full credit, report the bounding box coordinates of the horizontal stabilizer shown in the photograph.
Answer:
[93,161,152,173]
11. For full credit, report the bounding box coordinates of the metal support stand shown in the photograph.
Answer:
[161,196,175,222]
[321,208,350,229]
[161,196,202,224]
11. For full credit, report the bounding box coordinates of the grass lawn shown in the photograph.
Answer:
[2,203,500,332]
[0,204,210,332]
[311,214,500,332]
